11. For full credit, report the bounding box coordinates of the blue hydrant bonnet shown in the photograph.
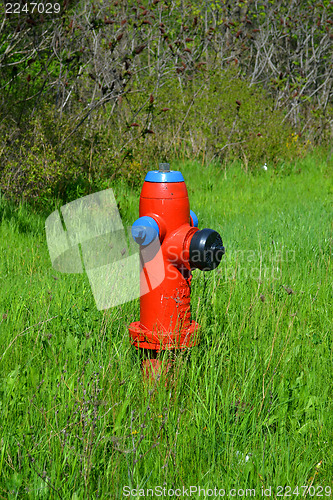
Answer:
[144,170,185,183]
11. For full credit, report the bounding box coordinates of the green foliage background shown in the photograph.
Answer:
[0,1,332,495]
[0,0,332,207]
[0,157,332,496]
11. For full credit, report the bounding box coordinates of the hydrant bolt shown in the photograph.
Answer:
[159,162,171,172]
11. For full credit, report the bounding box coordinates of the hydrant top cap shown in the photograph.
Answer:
[144,170,185,183]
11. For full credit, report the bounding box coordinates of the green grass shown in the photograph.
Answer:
[0,154,332,498]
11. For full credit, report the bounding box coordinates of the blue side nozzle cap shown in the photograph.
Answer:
[190,210,198,227]
[131,216,159,246]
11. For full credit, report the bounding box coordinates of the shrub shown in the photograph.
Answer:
[0,70,313,208]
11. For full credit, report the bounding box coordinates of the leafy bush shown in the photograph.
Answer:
[0,69,313,207]
[98,67,310,168]
[0,0,329,207]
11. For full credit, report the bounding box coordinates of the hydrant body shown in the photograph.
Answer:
[129,164,224,354]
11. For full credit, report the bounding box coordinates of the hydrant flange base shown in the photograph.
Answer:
[129,320,200,351]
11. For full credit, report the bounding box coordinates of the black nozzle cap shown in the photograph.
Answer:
[189,228,225,271]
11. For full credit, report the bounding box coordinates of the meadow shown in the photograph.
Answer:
[0,155,332,498]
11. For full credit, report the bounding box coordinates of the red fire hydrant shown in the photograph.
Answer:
[129,163,224,381]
